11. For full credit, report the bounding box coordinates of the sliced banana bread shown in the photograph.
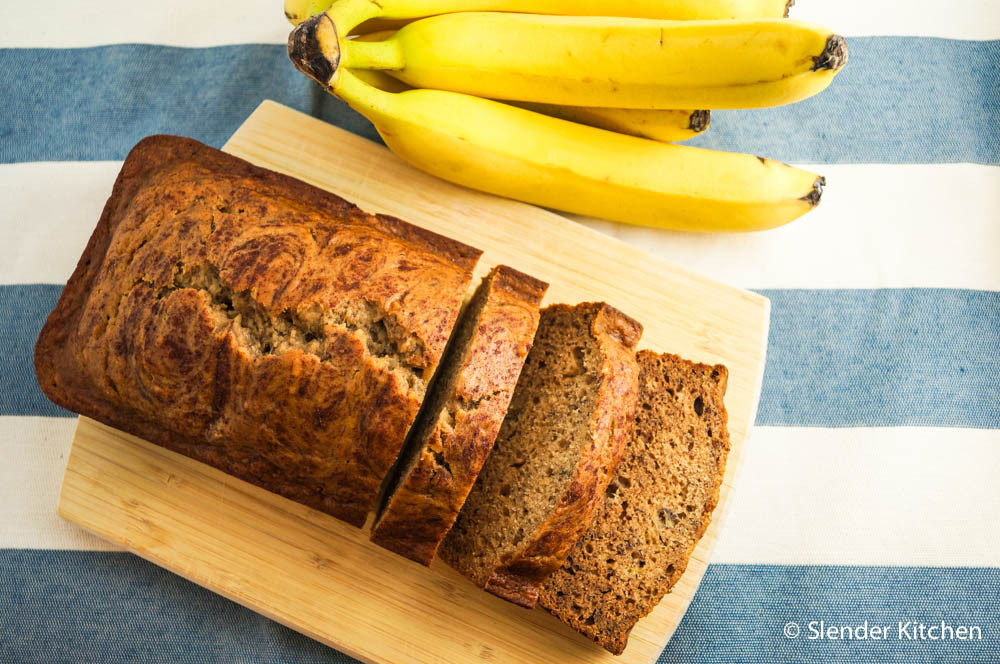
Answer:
[33,135,481,528]
[539,351,730,654]
[370,265,548,565]
[439,302,642,608]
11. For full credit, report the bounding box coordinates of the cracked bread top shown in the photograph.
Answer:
[370,265,548,565]
[33,135,481,527]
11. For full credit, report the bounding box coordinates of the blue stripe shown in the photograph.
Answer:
[0,284,69,418]
[1,38,998,165]
[755,289,1000,428]
[690,37,1000,164]
[0,550,346,663]
[664,563,1000,664]
[0,44,380,164]
[9,285,999,427]
[1,551,997,663]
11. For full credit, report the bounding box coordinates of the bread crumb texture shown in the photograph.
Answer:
[439,302,641,608]
[539,350,730,654]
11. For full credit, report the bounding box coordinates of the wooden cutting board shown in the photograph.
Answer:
[58,100,770,664]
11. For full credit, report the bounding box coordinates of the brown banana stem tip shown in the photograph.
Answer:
[288,13,339,86]
[801,176,826,207]
[688,110,711,133]
[812,35,848,71]
[784,0,795,18]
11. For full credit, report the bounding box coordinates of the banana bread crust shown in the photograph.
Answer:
[33,135,481,527]
[370,265,548,565]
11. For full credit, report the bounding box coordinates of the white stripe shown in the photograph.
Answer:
[572,163,1000,290]
[6,161,997,290]
[790,0,1000,40]
[1,0,996,47]
[1,416,122,551]
[713,426,1000,566]
[0,0,290,48]
[0,161,121,287]
[9,416,1000,567]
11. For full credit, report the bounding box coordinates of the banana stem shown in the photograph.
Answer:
[342,38,405,70]
[288,0,392,88]
[325,0,383,34]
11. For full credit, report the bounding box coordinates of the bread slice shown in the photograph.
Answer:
[538,350,730,654]
[33,135,481,528]
[370,265,548,565]
[439,302,642,608]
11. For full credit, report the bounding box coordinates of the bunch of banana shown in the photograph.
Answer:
[286,0,845,232]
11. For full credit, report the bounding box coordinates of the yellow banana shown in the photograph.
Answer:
[358,72,710,143]
[510,103,709,143]
[285,0,793,26]
[336,12,845,109]
[354,37,710,143]
[285,0,331,24]
[288,23,824,232]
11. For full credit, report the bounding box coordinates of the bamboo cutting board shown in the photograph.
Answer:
[58,100,770,664]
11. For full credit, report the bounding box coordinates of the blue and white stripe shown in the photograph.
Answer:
[2,1,998,661]
[3,39,998,164]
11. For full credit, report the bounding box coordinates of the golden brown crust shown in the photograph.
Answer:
[33,134,481,527]
[591,302,643,350]
[370,266,547,564]
[489,265,550,305]
[483,302,642,608]
[539,350,730,654]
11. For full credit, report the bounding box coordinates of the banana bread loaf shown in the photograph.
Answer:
[539,351,730,654]
[371,265,548,565]
[439,302,642,608]
[33,135,481,527]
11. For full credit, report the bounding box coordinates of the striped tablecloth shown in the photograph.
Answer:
[3,2,999,662]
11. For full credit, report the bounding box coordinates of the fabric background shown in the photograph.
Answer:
[1,1,998,662]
